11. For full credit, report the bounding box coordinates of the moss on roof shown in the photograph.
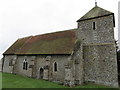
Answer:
[3,36,32,54]
[4,29,77,55]
[77,6,113,22]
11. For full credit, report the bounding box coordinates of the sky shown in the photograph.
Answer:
[0,0,119,58]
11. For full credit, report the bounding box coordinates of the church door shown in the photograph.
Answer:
[39,68,44,79]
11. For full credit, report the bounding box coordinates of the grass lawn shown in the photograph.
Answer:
[1,72,117,88]
[0,72,2,89]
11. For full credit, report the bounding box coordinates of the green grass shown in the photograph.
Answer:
[2,72,67,88]
[1,72,117,88]
[0,72,2,89]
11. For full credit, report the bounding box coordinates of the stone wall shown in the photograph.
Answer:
[72,41,84,85]
[35,55,70,83]
[3,54,70,84]
[13,55,35,77]
[76,15,118,87]
[83,45,118,87]
[50,55,69,83]
[77,15,115,44]
[3,55,17,73]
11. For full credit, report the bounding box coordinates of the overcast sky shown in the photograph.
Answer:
[0,0,119,58]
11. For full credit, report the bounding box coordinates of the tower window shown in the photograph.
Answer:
[93,22,96,30]
[54,62,57,72]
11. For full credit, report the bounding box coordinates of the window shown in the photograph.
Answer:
[9,59,13,66]
[25,62,28,70]
[23,59,28,70]
[54,62,57,72]
[93,22,96,30]
[23,62,26,69]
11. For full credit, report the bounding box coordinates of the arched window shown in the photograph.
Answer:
[23,62,26,69]
[23,59,28,70]
[54,62,57,72]
[25,62,28,70]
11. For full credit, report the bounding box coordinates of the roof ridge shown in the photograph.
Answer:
[77,6,113,22]
[4,29,77,55]
[32,28,77,37]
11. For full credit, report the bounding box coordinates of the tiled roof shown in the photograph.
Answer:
[3,36,32,55]
[3,29,77,55]
[77,6,113,22]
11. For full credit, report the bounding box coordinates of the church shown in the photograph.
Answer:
[2,5,118,87]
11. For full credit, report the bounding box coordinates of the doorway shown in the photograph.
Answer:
[39,68,44,79]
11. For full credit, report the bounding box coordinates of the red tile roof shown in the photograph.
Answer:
[3,29,77,55]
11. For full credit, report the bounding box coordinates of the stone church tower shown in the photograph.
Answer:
[64,6,118,87]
